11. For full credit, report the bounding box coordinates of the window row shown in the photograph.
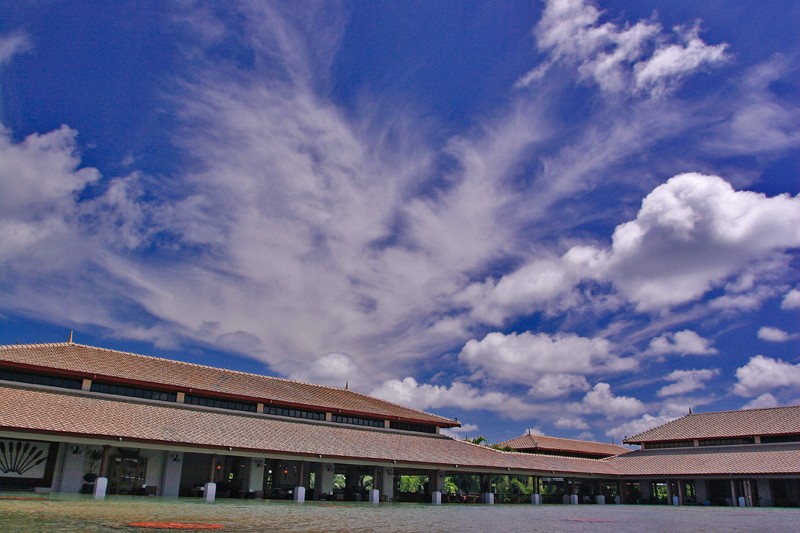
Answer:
[90,382,177,402]
[332,414,385,428]
[266,406,325,421]
[184,394,258,413]
[0,368,82,390]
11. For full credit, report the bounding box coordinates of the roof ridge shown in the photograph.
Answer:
[532,434,627,447]
[689,404,800,416]
[0,341,456,424]
[1,341,352,391]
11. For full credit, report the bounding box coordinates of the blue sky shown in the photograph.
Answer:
[1,0,798,445]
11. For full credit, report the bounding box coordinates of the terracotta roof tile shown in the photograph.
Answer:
[0,384,617,476]
[497,433,629,458]
[624,405,800,443]
[0,343,455,426]
[610,444,800,476]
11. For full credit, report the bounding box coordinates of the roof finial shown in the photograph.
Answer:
[68,330,74,344]
[345,381,349,390]
[688,406,692,414]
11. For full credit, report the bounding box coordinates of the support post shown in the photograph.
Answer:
[294,461,305,503]
[94,445,111,500]
[205,454,217,503]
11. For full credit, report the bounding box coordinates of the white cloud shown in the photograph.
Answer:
[519,0,728,97]
[657,368,719,397]
[782,289,800,310]
[0,32,31,65]
[440,423,479,440]
[734,355,800,397]
[459,332,636,385]
[606,402,688,442]
[288,352,367,389]
[529,373,590,399]
[742,393,779,410]
[757,326,797,343]
[596,173,800,311]
[555,416,589,430]
[646,330,717,357]
[369,377,540,419]
[580,382,646,418]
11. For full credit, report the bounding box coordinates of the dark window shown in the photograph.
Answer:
[332,414,385,428]
[265,406,325,421]
[0,367,82,390]
[184,394,257,413]
[90,381,177,402]
[760,435,800,444]
[698,437,755,447]
[389,421,437,434]
[645,440,695,449]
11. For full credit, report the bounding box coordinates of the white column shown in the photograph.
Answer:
[596,495,605,505]
[379,467,394,502]
[93,477,108,499]
[757,479,772,507]
[293,485,306,503]
[695,480,709,505]
[531,493,541,505]
[59,444,87,494]
[369,489,380,504]
[248,458,264,493]
[569,494,578,505]
[161,452,183,498]
[482,492,495,504]
[319,463,335,499]
[204,482,217,502]
[431,491,442,505]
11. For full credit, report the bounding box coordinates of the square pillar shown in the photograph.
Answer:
[161,452,183,498]
[93,477,108,499]
[379,467,394,502]
[757,479,772,507]
[368,489,380,504]
[431,491,442,505]
[318,463,335,499]
[204,482,217,502]
[59,444,87,494]
[695,480,708,505]
[293,485,306,503]
[531,493,541,505]
[248,458,265,493]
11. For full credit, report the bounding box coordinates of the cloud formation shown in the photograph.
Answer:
[646,330,717,357]
[459,332,636,385]
[657,368,719,397]
[757,326,797,343]
[734,356,800,397]
[518,0,728,96]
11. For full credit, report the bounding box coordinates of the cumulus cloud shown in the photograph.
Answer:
[594,173,800,311]
[580,382,647,418]
[465,174,800,323]
[606,402,688,442]
[742,393,779,410]
[288,352,368,389]
[757,326,797,343]
[646,330,717,357]
[529,373,590,399]
[734,355,800,397]
[369,377,541,419]
[657,368,719,397]
[782,289,800,310]
[459,332,635,386]
[518,0,727,96]
[554,416,589,430]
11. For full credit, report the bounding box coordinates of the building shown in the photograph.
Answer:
[497,433,629,459]
[614,406,800,507]
[1,341,798,507]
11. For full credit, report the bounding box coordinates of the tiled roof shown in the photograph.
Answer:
[610,444,800,476]
[0,343,455,427]
[0,384,616,476]
[497,433,629,458]
[624,405,800,444]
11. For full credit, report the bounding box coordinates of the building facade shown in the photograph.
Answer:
[1,342,798,507]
